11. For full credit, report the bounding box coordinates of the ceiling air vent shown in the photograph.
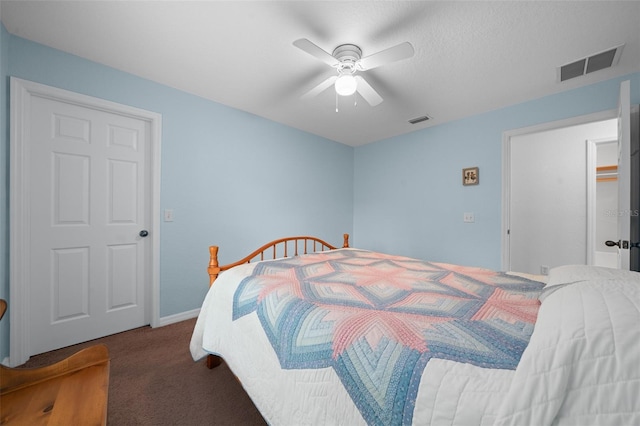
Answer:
[558,44,624,82]
[408,115,431,124]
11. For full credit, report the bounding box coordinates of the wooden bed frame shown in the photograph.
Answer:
[205,234,350,368]
[207,234,350,286]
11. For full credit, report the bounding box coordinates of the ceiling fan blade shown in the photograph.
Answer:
[301,75,338,100]
[355,75,383,106]
[293,39,340,67]
[357,41,414,71]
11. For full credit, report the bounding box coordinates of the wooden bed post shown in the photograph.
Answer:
[208,246,221,287]
[206,354,222,369]
[343,233,350,248]
[207,245,224,369]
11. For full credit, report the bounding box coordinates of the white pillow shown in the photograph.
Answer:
[540,264,640,301]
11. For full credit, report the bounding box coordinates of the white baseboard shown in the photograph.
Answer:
[156,308,200,327]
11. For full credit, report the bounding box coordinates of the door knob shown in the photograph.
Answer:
[139,230,149,237]
[605,240,630,249]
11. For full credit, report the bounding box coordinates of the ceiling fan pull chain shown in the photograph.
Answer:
[335,91,339,113]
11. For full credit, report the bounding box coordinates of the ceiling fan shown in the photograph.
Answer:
[293,38,415,107]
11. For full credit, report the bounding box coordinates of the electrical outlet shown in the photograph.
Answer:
[540,265,549,275]
[164,209,174,222]
[463,212,475,223]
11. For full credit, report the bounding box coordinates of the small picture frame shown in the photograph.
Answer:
[462,167,479,186]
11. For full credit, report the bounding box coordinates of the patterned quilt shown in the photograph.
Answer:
[233,249,545,425]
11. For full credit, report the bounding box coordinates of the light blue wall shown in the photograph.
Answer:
[1,33,353,360]
[354,72,640,270]
[1,23,9,361]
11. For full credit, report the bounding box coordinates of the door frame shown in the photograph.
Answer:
[586,137,618,267]
[9,77,162,366]
[501,109,617,271]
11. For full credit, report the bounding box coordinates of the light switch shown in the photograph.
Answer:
[463,212,475,223]
[164,209,174,222]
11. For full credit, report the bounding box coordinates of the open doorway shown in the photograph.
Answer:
[504,117,617,275]
[503,102,639,274]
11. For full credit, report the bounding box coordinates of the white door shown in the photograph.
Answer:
[613,80,631,269]
[11,78,161,361]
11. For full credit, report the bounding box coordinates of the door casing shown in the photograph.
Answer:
[9,77,162,366]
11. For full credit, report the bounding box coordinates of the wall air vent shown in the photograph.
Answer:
[558,44,625,82]
[408,115,431,124]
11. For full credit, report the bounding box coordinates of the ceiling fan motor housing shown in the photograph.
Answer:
[333,44,362,73]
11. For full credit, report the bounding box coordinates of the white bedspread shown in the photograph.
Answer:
[495,265,640,425]
[190,261,639,425]
[191,262,368,425]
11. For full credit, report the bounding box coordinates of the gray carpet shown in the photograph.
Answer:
[19,318,267,426]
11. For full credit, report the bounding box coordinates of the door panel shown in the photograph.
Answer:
[54,153,90,224]
[52,247,89,322]
[108,244,138,310]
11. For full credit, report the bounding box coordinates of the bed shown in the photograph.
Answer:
[190,234,640,425]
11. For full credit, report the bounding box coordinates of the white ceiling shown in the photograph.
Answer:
[2,1,639,146]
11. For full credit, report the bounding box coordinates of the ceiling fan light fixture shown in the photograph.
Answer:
[335,74,357,96]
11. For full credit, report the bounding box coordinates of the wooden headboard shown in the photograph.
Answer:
[208,234,349,286]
